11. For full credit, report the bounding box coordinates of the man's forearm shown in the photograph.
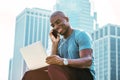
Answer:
[67,56,92,68]
[51,43,58,55]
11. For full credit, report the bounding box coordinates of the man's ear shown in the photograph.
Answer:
[65,17,69,22]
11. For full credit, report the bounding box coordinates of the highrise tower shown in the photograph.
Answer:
[10,8,51,80]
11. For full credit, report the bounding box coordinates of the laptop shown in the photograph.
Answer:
[20,41,49,70]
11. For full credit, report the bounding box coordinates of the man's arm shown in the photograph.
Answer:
[51,43,59,55]
[46,49,93,68]
[49,30,60,55]
[67,49,92,68]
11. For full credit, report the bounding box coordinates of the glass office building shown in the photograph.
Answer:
[92,24,120,80]
[55,0,94,33]
[10,8,51,80]
[8,59,13,80]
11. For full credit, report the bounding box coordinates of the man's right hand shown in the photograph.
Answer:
[49,29,60,44]
[49,29,60,55]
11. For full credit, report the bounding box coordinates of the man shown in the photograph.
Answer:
[22,11,95,80]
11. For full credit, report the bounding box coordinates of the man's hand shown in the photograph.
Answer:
[46,55,64,65]
[49,30,60,55]
[49,29,60,44]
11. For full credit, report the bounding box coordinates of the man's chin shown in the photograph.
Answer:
[60,32,64,35]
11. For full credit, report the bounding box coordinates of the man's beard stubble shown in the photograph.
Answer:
[60,24,69,35]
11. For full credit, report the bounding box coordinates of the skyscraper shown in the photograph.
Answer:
[92,24,120,80]
[55,0,94,33]
[8,59,13,80]
[10,8,51,80]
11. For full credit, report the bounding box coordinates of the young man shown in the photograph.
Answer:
[22,11,95,80]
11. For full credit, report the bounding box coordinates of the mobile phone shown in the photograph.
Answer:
[52,29,58,38]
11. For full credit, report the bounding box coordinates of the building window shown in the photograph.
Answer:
[35,13,38,15]
[25,16,29,46]
[27,11,30,14]
[39,13,42,16]
[117,27,120,36]
[110,37,116,80]
[29,16,34,44]
[38,17,42,41]
[33,17,38,42]
[110,26,115,35]
[100,29,103,38]
[91,33,94,40]
[31,12,34,15]
[104,26,108,36]
[95,31,98,40]
[118,39,120,72]
[118,39,120,52]
[110,37,116,50]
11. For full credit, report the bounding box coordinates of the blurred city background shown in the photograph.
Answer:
[0,0,120,80]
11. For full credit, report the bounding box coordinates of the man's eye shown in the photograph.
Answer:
[56,20,60,24]
[51,24,54,27]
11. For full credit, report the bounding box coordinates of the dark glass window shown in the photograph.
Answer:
[100,29,103,38]
[111,72,116,80]
[27,11,30,14]
[31,12,34,15]
[105,26,108,36]
[42,18,46,47]
[25,16,29,46]
[33,17,38,42]
[117,27,120,36]
[38,17,42,41]
[91,33,94,40]
[118,39,120,80]
[118,39,120,52]
[110,26,115,35]
[35,13,38,15]
[39,13,42,16]
[110,37,116,80]
[110,37,116,50]
[95,31,98,40]
[29,16,34,44]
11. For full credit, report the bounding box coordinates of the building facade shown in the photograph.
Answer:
[8,59,13,80]
[92,24,120,80]
[55,0,94,33]
[10,8,51,80]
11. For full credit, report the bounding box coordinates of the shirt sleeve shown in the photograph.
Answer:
[76,31,93,51]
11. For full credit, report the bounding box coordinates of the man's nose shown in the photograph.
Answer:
[54,24,59,30]
[53,25,61,33]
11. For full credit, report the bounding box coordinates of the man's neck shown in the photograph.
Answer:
[64,27,73,39]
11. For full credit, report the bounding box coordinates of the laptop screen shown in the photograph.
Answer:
[20,41,49,70]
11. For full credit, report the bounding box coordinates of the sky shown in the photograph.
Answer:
[92,0,120,27]
[0,0,120,80]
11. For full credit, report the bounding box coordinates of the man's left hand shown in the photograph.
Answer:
[46,55,64,65]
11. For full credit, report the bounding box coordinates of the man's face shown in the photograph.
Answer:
[50,15,69,35]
